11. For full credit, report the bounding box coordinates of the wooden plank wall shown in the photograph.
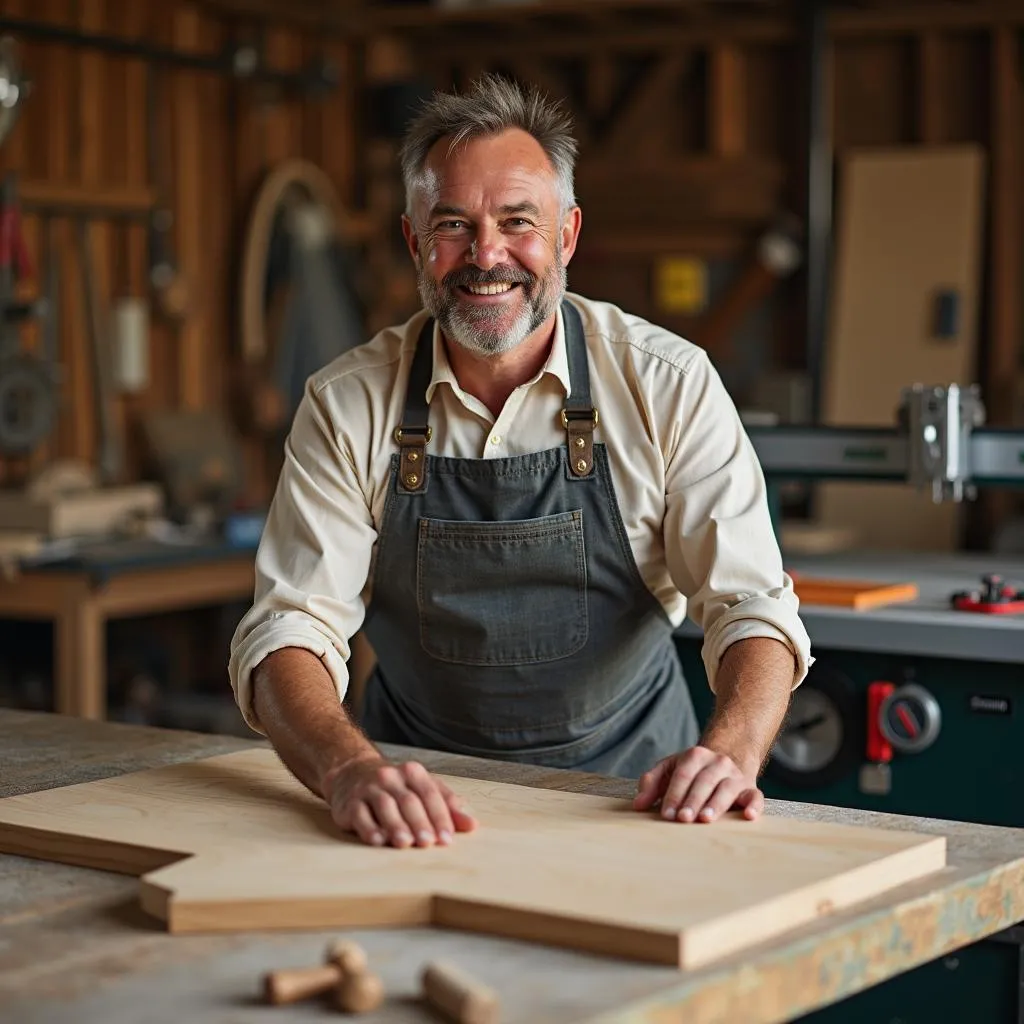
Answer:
[0,2,1019,525]
[0,0,358,504]
[401,17,1020,422]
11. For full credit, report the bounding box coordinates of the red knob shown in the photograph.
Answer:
[866,681,895,762]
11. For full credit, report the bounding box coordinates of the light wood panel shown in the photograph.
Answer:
[791,574,919,610]
[0,747,946,968]
[817,146,986,551]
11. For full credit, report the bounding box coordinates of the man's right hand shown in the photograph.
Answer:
[322,757,478,848]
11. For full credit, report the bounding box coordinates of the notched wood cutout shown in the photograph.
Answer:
[0,748,945,969]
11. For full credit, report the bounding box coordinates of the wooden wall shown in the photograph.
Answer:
[376,3,1021,431]
[0,0,1020,524]
[0,0,359,503]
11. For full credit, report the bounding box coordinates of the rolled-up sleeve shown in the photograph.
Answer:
[228,376,377,734]
[662,350,813,692]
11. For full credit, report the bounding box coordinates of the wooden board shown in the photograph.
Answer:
[817,145,985,551]
[0,749,946,969]
[792,574,919,610]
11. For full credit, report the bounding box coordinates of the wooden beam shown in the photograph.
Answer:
[575,156,785,228]
[708,44,747,157]
[197,0,1024,46]
[915,32,945,144]
[172,6,205,411]
[602,53,692,157]
[987,25,1022,426]
[19,181,156,214]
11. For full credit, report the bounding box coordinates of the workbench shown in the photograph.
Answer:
[2,709,1024,1023]
[0,538,255,720]
[677,550,1024,667]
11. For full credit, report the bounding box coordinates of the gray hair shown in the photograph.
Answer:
[399,73,578,217]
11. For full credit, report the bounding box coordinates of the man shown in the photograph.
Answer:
[229,74,812,850]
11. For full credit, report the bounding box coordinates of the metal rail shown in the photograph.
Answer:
[0,17,337,94]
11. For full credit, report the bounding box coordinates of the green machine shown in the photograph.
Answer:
[673,383,1024,1023]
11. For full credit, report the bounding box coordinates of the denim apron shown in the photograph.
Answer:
[358,299,699,778]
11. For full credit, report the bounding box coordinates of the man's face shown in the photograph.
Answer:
[402,128,581,358]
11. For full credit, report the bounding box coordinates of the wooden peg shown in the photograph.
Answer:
[325,939,369,976]
[263,939,370,1005]
[334,970,385,1014]
[421,960,499,1024]
[264,964,340,1006]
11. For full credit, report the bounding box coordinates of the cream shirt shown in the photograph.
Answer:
[228,292,812,734]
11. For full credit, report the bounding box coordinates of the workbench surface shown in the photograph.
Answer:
[677,551,1024,664]
[2,709,1023,1023]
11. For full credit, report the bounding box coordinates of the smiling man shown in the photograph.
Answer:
[228,75,813,850]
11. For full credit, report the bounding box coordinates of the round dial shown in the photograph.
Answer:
[879,683,941,753]
[767,665,859,789]
[772,687,844,774]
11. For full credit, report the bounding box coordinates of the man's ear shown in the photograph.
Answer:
[401,214,420,264]
[560,206,583,267]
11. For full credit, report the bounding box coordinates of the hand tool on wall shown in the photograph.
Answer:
[236,158,365,436]
[76,217,122,484]
[0,35,29,148]
[145,62,189,324]
[0,175,60,460]
[692,212,803,364]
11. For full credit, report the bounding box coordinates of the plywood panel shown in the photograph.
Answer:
[817,146,985,550]
[0,748,945,969]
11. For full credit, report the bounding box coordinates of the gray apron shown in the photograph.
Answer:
[358,299,698,778]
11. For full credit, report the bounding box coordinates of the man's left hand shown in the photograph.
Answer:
[632,747,763,823]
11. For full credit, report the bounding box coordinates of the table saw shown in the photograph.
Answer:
[677,550,1024,829]
[1,709,1023,1024]
[673,382,1024,1021]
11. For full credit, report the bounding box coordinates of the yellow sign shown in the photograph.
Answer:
[654,257,707,315]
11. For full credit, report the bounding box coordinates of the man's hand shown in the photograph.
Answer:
[632,636,796,823]
[632,747,763,823]
[323,757,477,848]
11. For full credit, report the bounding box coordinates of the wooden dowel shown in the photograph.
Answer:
[325,939,368,975]
[421,960,499,1024]
[334,971,385,1014]
[264,963,340,1006]
[263,938,370,1006]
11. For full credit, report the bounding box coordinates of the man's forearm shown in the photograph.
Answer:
[251,647,382,800]
[699,636,795,777]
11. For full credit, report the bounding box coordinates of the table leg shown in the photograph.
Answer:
[56,592,105,720]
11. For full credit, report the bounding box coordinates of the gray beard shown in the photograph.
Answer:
[418,252,566,358]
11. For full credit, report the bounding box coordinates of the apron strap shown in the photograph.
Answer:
[394,300,598,490]
[394,316,435,493]
[560,299,598,479]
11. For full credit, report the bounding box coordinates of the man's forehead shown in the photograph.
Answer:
[413,137,559,217]
[425,131,556,183]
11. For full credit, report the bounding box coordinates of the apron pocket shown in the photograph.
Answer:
[416,509,588,666]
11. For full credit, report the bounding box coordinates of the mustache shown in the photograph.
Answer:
[442,266,535,289]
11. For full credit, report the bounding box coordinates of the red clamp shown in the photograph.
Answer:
[951,574,1024,615]
[866,681,895,763]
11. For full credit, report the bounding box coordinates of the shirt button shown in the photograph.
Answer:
[489,435,501,445]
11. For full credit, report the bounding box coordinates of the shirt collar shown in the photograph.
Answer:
[423,304,573,405]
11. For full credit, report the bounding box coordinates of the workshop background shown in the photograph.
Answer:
[0,2,1022,1022]
[0,0,1020,743]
